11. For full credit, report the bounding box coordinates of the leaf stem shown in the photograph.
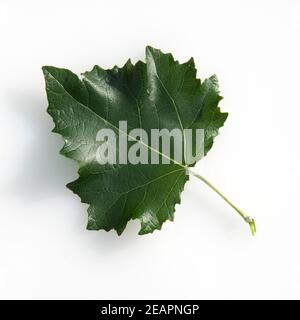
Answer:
[188,168,256,236]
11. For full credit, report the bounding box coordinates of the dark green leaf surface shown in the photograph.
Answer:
[43,46,227,235]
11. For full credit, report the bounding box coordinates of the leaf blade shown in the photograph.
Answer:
[43,46,227,235]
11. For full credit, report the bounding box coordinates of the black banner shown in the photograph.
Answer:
[0,300,297,319]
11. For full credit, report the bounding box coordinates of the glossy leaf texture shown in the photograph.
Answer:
[42,46,228,235]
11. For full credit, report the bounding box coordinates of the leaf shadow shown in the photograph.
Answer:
[6,90,77,200]
[4,89,143,251]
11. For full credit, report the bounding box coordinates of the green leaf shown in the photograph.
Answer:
[42,46,228,235]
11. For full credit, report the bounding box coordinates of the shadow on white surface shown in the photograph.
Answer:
[6,91,78,200]
[4,90,144,250]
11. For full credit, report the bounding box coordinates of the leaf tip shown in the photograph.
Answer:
[42,65,55,76]
[145,45,153,52]
[42,66,50,77]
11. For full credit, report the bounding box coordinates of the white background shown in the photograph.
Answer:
[0,0,300,299]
